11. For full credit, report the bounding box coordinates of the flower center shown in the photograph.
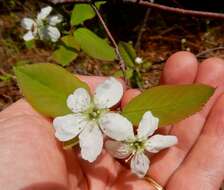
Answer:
[88,108,101,120]
[129,140,145,152]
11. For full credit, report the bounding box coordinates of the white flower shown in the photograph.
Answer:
[105,111,178,178]
[135,57,143,64]
[53,77,132,163]
[21,6,62,42]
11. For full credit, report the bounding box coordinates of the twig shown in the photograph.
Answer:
[196,47,224,58]
[89,1,128,84]
[136,0,224,20]
[50,0,224,20]
[135,8,151,50]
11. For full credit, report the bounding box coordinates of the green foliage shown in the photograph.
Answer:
[53,47,78,66]
[118,41,136,67]
[71,4,95,26]
[14,63,89,117]
[0,73,13,82]
[117,41,152,88]
[25,40,36,49]
[114,68,133,80]
[70,2,106,26]
[74,28,116,61]
[122,84,214,126]
[15,60,32,66]
[52,35,80,66]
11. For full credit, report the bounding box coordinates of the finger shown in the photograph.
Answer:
[167,93,224,190]
[0,99,70,189]
[121,89,141,108]
[79,150,122,190]
[111,169,155,190]
[160,51,198,134]
[0,100,88,189]
[0,98,50,123]
[148,57,224,186]
[161,51,198,84]
[121,51,198,108]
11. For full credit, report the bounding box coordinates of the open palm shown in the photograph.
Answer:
[1,51,224,190]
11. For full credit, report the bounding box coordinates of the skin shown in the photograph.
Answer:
[0,51,224,190]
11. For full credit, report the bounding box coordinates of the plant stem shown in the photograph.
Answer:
[89,1,128,85]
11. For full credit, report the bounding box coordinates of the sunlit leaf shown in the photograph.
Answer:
[122,84,214,127]
[52,47,78,66]
[71,2,106,26]
[60,35,80,50]
[25,40,36,49]
[71,4,95,26]
[52,35,80,66]
[74,28,116,61]
[114,68,133,79]
[14,63,89,117]
[118,41,136,67]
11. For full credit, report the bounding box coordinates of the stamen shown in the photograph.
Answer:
[125,152,135,163]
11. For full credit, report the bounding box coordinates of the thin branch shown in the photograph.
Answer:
[196,47,224,58]
[136,0,224,20]
[89,1,128,84]
[135,8,151,50]
[50,0,224,20]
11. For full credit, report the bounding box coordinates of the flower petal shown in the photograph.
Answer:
[146,135,178,153]
[48,14,63,26]
[21,18,35,30]
[137,111,159,139]
[53,113,87,141]
[99,112,134,141]
[67,88,91,113]
[23,31,35,41]
[131,153,149,178]
[94,77,123,109]
[45,26,61,42]
[79,122,103,162]
[37,6,52,20]
[105,140,131,159]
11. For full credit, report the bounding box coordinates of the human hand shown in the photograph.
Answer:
[0,51,224,190]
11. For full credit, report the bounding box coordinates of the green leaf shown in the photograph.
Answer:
[118,41,136,67]
[14,63,89,117]
[53,47,78,66]
[0,73,13,81]
[25,40,36,49]
[71,2,106,26]
[122,84,214,127]
[15,60,32,66]
[52,47,78,66]
[125,68,134,79]
[71,4,95,26]
[74,28,116,61]
[95,1,106,8]
[52,35,80,66]
[114,68,133,79]
[61,35,80,50]
[113,70,123,78]
[142,61,152,70]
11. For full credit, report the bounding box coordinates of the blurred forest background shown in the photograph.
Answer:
[1,0,224,110]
